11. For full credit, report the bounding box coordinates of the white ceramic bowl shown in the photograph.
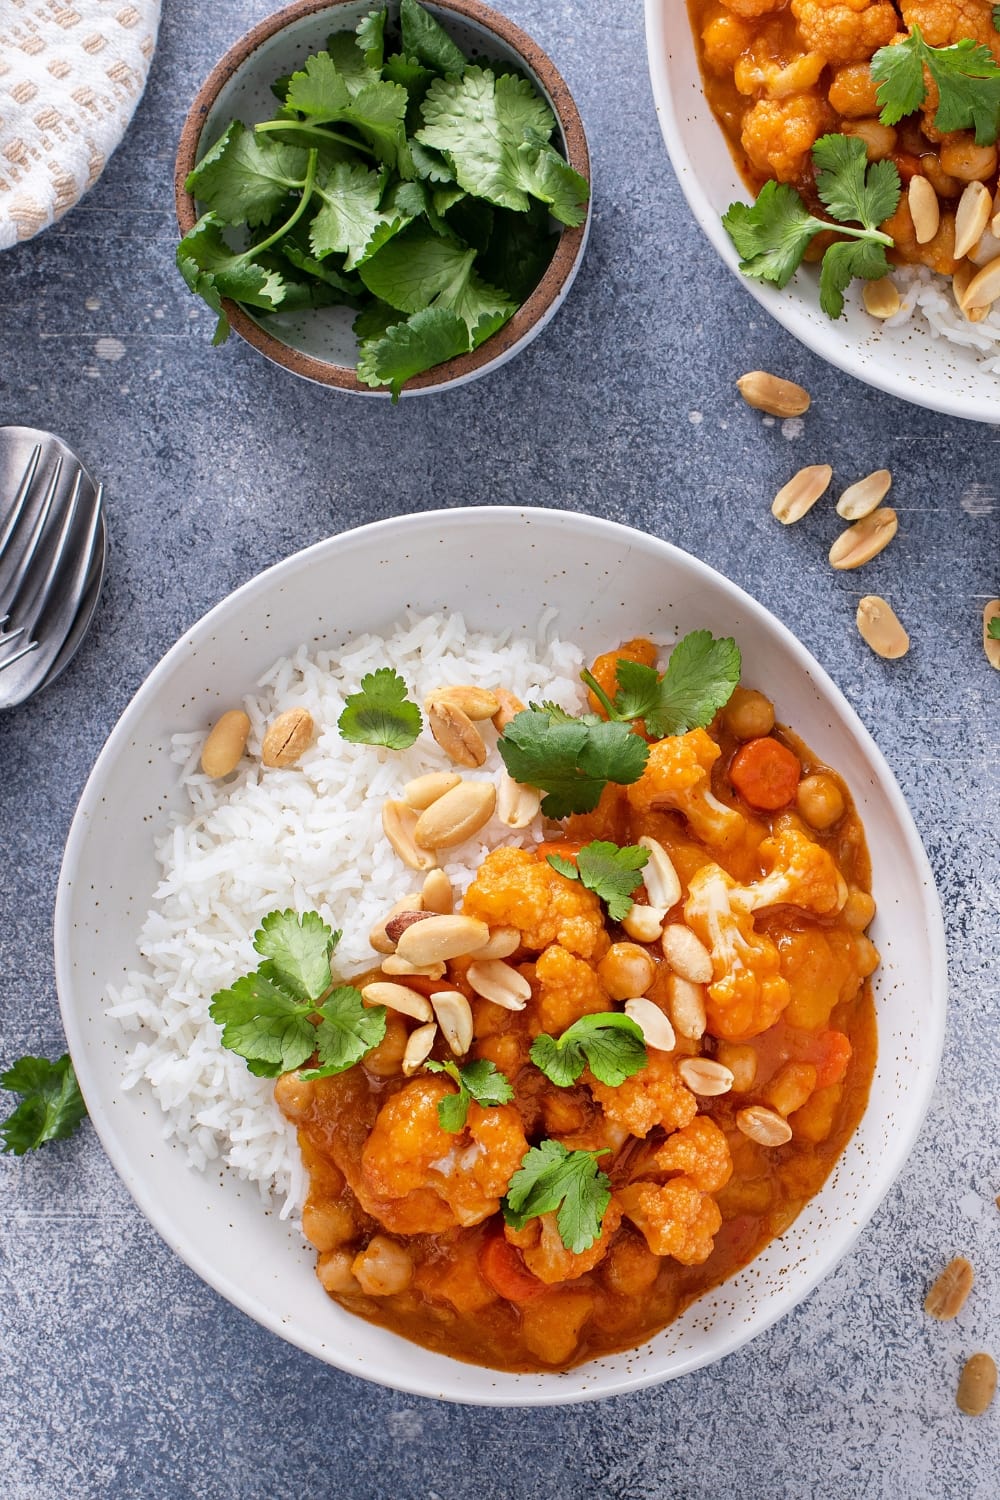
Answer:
[644,0,1000,423]
[55,508,946,1405]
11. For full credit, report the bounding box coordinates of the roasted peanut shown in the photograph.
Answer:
[262,707,314,768]
[924,1257,975,1321]
[200,709,251,778]
[736,371,810,417]
[425,695,488,768]
[402,771,461,810]
[413,780,496,850]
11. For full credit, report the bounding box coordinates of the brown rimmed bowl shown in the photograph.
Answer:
[174,0,591,397]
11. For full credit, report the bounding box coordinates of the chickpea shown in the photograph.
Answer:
[714,1041,758,1093]
[842,886,876,931]
[317,1249,360,1295]
[841,118,898,162]
[939,136,998,184]
[272,1070,316,1122]
[602,1230,661,1296]
[724,686,775,740]
[598,942,656,1000]
[302,1198,358,1252]
[351,1235,414,1296]
[920,153,961,199]
[363,1011,410,1077]
[796,773,845,830]
[765,1061,817,1118]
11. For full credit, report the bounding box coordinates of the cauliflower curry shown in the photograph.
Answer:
[690,0,1000,276]
[275,643,878,1373]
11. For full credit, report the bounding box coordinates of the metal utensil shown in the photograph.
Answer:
[0,427,107,709]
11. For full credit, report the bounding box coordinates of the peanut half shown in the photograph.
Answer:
[201,709,251,778]
[425,695,488,768]
[736,1105,793,1147]
[829,507,898,570]
[924,1256,975,1321]
[413,780,496,851]
[262,707,314,768]
[623,997,675,1053]
[736,371,810,418]
[983,599,1000,671]
[660,925,713,985]
[430,990,474,1056]
[836,469,891,521]
[361,981,433,1023]
[862,279,900,319]
[395,913,490,966]
[402,771,461,810]
[954,181,993,261]
[402,1023,438,1076]
[369,893,423,954]
[466,958,531,1010]
[771,464,833,525]
[856,596,910,659]
[490,688,525,733]
[431,685,500,721]
[908,174,940,245]
[956,1353,997,1417]
[382,800,437,872]
[676,1057,734,1097]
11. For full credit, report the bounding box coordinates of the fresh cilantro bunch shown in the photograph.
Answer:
[872,25,1000,145]
[723,133,900,319]
[209,909,386,1078]
[530,1013,647,1089]
[546,840,648,921]
[1,1055,87,1155]
[338,667,421,749]
[425,1058,514,1131]
[582,630,741,738]
[502,1140,611,1254]
[177,0,589,397]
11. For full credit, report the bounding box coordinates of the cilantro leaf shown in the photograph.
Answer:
[309,161,401,269]
[604,630,742,738]
[722,178,821,289]
[359,226,477,310]
[502,1140,612,1254]
[812,133,900,230]
[399,0,466,76]
[546,839,649,922]
[356,305,471,399]
[383,53,435,105]
[1,1055,87,1155]
[530,1013,647,1089]
[284,53,410,170]
[254,908,336,1000]
[209,909,385,1077]
[478,201,557,302]
[872,25,1000,145]
[498,707,649,818]
[417,69,588,226]
[304,988,387,1079]
[426,1058,514,1131]
[186,123,309,227]
[177,213,287,313]
[356,9,387,71]
[819,236,892,319]
[337,667,422,748]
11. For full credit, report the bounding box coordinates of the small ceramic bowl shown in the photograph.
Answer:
[175,0,591,396]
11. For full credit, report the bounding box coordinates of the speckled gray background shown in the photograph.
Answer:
[1,2,997,1496]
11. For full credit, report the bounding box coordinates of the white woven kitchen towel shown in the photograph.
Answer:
[0,0,161,250]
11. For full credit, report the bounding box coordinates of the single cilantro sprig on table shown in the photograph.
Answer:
[530,1013,648,1090]
[209,910,386,1078]
[872,25,1000,145]
[497,706,648,818]
[502,1140,612,1254]
[546,839,648,921]
[1,1055,87,1155]
[582,630,741,738]
[177,0,588,396]
[722,133,900,319]
[425,1058,514,1131]
[337,667,422,748]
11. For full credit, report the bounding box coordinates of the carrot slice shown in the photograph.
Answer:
[729,736,801,810]
[478,1233,546,1303]
[535,840,584,866]
[812,1030,853,1089]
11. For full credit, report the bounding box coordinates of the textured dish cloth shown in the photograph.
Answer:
[0,0,161,250]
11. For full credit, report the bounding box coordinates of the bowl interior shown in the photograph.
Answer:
[184,0,588,392]
[644,0,1000,423]
[56,508,946,1405]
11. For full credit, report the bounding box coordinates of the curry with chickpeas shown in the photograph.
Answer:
[275,639,878,1373]
[691,1,1000,313]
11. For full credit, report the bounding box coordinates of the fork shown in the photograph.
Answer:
[0,433,104,706]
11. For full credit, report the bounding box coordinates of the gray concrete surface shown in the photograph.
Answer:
[1,2,997,1497]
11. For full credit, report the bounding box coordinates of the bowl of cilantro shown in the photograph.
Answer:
[175,0,590,398]
[645,0,1000,422]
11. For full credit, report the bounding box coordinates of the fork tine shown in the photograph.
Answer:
[0,636,38,673]
[0,443,41,558]
[0,453,64,621]
[8,462,83,632]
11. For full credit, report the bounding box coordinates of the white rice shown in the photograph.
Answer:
[879,263,1000,372]
[106,612,586,1219]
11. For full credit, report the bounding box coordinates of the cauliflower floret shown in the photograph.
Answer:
[627,730,746,849]
[534,943,610,1034]
[684,863,791,1040]
[462,846,607,959]
[589,1050,698,1138]
[790,0,899,63]
[703,13,756,73]
[654,1115,733,1193]
[360,1076,527,1233]
[504,1201,624,1285]
[733,25,828,97]
[721,0,789,16]
[741,93,836,180]
[898,0,1000,51]
[618,1178,723,1266]
[748,820,848,915]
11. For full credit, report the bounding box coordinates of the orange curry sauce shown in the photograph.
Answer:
[276,641,878,1372]
[689,0,1000,275]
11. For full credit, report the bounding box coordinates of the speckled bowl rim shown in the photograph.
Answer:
[174,0,590,394]
[55,507,947,1406]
